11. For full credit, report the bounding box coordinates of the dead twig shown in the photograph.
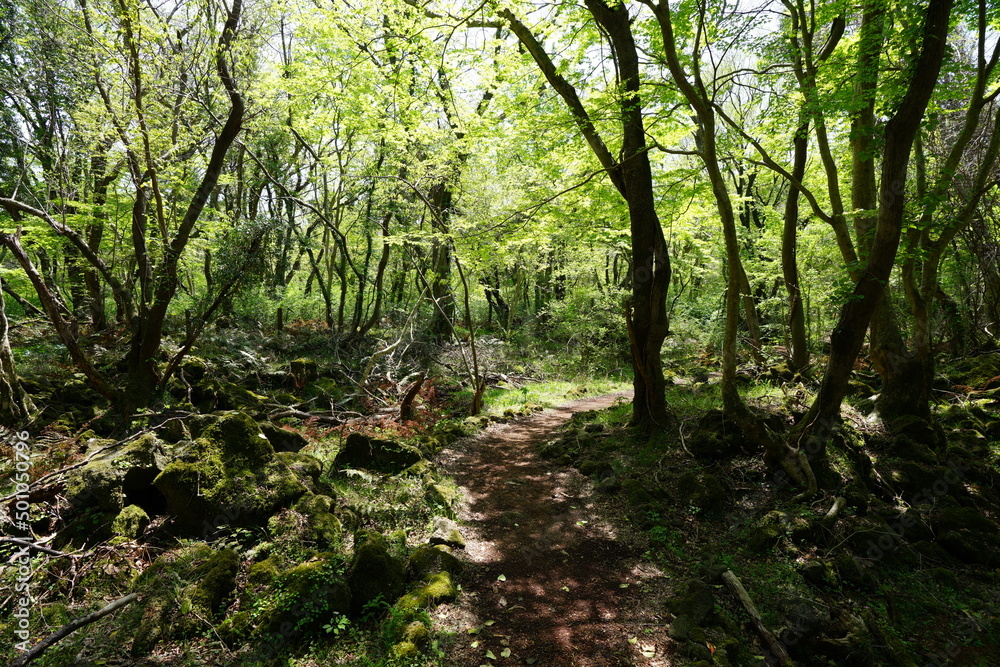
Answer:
[10,592,139,667]
[721,569,794,667]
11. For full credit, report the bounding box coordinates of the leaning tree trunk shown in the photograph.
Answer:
[0,275,33,424]
[502,3,671,429]
[796,0,954,471]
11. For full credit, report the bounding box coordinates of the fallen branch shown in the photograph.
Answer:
[0,537,75,559]
[721,569,794,667]
[10,592,139,667]
[0,435,139,505]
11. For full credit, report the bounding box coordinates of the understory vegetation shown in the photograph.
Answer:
[2,0,1000,664]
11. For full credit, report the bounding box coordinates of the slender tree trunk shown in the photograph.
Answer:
[783,123,810,371]
[0,275,33,424]
[797,0,954,459]
[502,4,670,428]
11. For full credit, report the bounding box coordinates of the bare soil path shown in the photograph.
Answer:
[434,392,676,666]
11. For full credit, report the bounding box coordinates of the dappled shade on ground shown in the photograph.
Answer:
[435,392,676,666]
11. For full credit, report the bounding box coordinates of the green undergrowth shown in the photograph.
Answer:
[538,366,1000,666]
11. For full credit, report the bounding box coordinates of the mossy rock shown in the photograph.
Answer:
[334,432,423,474]
[268,493,343,550]
[887,435,938,465]
[111,504,149,540]
[66,433,169,514]
[180,356,210,382]
[666,580,715,625]
[394,571,458,617]
[676,472,726,514]
[391,640,421,659]
[687,410,746,459]
[429,516,466,548]
[127,544,239,656]
[800,559,839,589]
[261,555,351,635]
[424,483,458,516]
[276,451,323,487]
[401,459,435,477]
[55,378,100,407]
[193,378,270,416]
[290,358,319,384]
[621,479,655,505]
[932,507,998,534]
[578,458,606,476]
[218,610,254,643]
[408,544,462,581]
[248,557,281,586]
[260,422,309,453]
[347,530,405,617]
[154,412,308,534]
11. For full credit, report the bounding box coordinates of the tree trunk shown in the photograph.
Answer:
[502,4,670,428]
[428,182,455,343]
[0,275,33,424]
[782,122,810,371]
[797,0,954,462]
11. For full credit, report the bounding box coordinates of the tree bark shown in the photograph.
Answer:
[502,3,670,428]
[798,0,954,453]
[0,274,33,424]
[782,122,810,371]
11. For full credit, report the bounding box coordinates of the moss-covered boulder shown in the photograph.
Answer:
[686,410,747,459]
[290,358,319,385]
[268,493,343,550]
[66,434,169,514]
[276,451,323,489]
[424,482,458,517]
[260,422,309,453]
[408,544,462,581]
[932,507,1000,566]
[111,504,150,540]
[154,412,309,535]
[394,571,458,618]
[334,433,423,474]
[193,378,269,416]
[261,554,351,635]
[429,516,466,549]
[347,530,406,616]
[126,544,239,657]
[676,472,726,514]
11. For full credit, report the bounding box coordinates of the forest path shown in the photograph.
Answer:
[434,391,676,666]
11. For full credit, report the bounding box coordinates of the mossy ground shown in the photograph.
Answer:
[4,318,1000,666]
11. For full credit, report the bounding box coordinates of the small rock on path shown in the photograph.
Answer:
[434,392,675,666]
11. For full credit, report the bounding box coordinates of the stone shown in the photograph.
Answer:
[111,504,150,540]
[394,571,458,615]
[290,358,319,385]
[260,422,309,453]
[621,479,655,505]
[428,516,466,549]
[887,435,938,465]
[262,554,351,634]
[127,544,239,656]
[334,432,423,474]
[666,580,715,625]
[424,483,458,518]
[154,412,309,534]
[276,451,323,488]
[408,544,462,581]
[348,530,406,616]
[66,433,169,515]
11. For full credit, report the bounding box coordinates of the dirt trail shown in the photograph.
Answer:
[434,392,675,666]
